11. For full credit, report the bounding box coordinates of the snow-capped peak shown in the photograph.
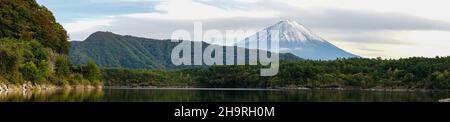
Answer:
[268,20,325,42]
[238,20,359,60]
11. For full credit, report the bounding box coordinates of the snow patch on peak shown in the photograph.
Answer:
[268,20,325,42]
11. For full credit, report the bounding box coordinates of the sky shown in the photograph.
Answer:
[36,0,450,59]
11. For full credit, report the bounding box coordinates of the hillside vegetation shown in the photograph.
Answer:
[0,0,69,54]
[0,39,101,85]
[0,0,100,87]
[103,57,450,89]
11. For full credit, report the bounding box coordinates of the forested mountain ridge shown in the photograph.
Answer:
[70,31,301,70]
[0,0,69,54]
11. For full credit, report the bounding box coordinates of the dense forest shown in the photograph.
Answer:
[0,0,69,54]
[103,57,450,90]
[0,39,101,85]
[0,0,101,86]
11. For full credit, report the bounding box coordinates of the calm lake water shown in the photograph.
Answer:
[0,88,449,102]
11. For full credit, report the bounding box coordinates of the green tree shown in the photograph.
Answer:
[30,41,49,61]
[82,60,101,82]
[0,0,69,54]
[55,56,72,77]
[0,39,24,83]
[429,71,450,89]
[20,61,41,83]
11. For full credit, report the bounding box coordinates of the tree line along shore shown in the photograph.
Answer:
[102,57,450,90]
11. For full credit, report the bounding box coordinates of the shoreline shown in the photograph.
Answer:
[0,82,103,92]
[104,86,450,92]
[2,83,447,92]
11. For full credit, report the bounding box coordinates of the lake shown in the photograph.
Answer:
[0,88,449,102]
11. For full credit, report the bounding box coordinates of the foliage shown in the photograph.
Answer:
[0,38,102,85]
[20,61,41,83]
[0,0,100,86]
[80,60,101,82]
[55,56,72,77]
[0,0,70,54]
[103,57,450,89]
[101,68,192,87]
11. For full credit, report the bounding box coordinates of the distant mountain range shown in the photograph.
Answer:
[69,31,301,70]
[70,20,360,69]
[237,20,359,60]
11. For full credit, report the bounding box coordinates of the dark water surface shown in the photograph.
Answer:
[0,88,449,102]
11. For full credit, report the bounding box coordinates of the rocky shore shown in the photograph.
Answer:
[439,98,450,102]
[0,82,102,92]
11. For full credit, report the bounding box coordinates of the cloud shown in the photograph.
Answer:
[63,18,114,41]
[64,19,114,33]
[64,0,280,40]
[293,9,450,31]
[231,0,450,31]
[125,0,278,20]
[279,0,450,22]
[358,47,384,52]
[315,29,412,45]
[59,0,450,40]
[36,0,159,23]
[325,30,450,58]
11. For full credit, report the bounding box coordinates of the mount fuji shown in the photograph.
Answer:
[237,20,359,60]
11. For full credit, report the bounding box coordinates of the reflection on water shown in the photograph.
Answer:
[103,89,450,102]
[0,89,103,102]
[1,88,449,102]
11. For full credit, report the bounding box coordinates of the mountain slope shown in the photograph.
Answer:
[70,31,301,70]
[237,20,359,60]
